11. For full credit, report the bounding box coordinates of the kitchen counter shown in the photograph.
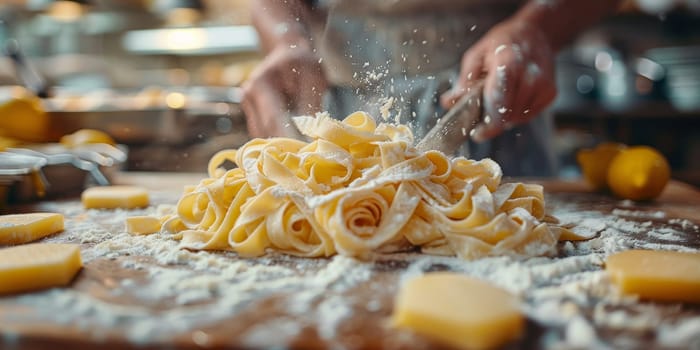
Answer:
[1,173,700,349]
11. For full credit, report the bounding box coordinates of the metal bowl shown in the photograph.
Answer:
[0,153,47,205]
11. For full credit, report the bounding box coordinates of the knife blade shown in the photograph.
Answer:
[282,111,306,140]
[415,80,484,156]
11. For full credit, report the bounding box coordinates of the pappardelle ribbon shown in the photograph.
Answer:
[166,111,583,259]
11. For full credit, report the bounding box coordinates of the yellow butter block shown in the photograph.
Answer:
[82,186,149,209]
[606,249,700,303]
[0,213,64,245]
[0,243,82,294]
[392,272,524,350]
[125,216,162,235]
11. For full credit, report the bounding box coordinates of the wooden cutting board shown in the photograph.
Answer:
[1,173,699,350]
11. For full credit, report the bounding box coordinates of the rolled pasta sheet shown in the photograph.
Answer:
[493,183,546,220]
[418,185,495,228]
[402,206,443,246]
[414,179,473,220]
[242,139,309,194]
[376,141,409,169]
[168,111,582,260]
[294,112,387,147]
[267,199,335,257]
[451,157,502,192]
[298,140,354,191]
[315,183,420,257]
[208,149,237,178]
[181,180,257,252]
[423,150,452,182]
[375,123,415,144]
[444,209,557,260]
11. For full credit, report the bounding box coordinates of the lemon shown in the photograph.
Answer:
[60,129,116,147]
[0,87,49,142]
[577,142,627,190]
[607,146,670,201]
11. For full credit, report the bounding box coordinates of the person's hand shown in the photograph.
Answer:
[440,19,557,142]
[241,43,327,138]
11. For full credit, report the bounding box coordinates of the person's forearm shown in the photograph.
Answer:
[511,0,623,51]
[251,0,320,53]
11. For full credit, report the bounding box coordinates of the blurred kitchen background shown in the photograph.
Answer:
[0,0,699,185]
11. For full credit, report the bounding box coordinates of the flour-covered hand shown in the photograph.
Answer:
[241,43,327,138]
[440,19,557,142]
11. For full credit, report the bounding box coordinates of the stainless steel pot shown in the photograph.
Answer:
[43,89,244,145]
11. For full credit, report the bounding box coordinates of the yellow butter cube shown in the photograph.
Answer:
[606,249,700,303]
[82,186,149,209]
[0,213,64,245]
[125,216,162,235]
[0,243,82,294]
[392,272,524,350]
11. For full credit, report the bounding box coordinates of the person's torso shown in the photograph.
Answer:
[316,0,522,16]
[313,0,557,177]
[312,0,524,85]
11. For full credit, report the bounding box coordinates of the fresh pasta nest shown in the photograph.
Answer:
[166,111,579,259]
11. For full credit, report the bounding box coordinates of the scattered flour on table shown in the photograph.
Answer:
[317,295,354,340]
[612,208,666,219]
[242,318,303,348]
[658,318,700,346]
[393,199,700,348]
[2,192,700,349]
[3,192,375,347]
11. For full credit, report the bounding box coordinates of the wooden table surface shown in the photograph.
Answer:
[1,173,700,350]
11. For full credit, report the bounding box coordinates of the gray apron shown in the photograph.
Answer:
[312,0,557,177]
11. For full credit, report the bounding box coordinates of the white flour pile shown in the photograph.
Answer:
[1,190,700,349]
